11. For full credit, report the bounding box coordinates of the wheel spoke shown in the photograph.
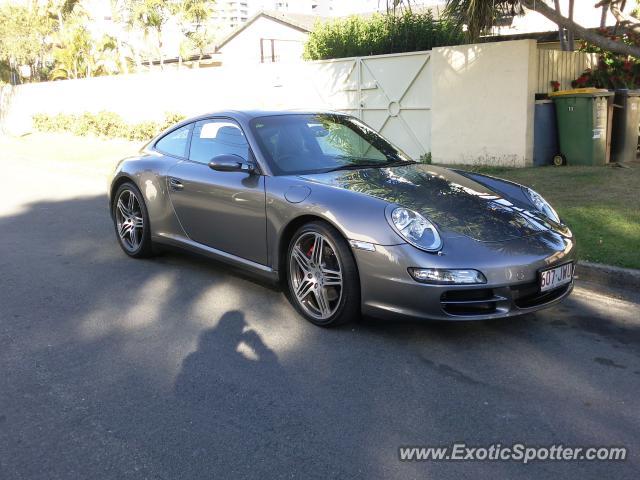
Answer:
[129,223,138,246]
[322,267,342,286]
[311,234,323,266]
[119,223,133,240]
[313,288,331,317]
[292,246,312,273]
[117,198,129,217]
[295,279,314,301]
[132,215,144,229]
[127,191,136,212]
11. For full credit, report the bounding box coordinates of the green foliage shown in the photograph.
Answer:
[419,152,432,164]
[50,12,94,80]
[444,0,522,41]
[127,0,174,61]
[32,111,186,141]
[175,0,217,60]
[0,60,11,84]
[0,2,55,82]
[303,12,464,60]
[572,29,640,89]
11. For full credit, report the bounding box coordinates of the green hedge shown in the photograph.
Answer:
[303,12,464,60]
[32,111,186,141]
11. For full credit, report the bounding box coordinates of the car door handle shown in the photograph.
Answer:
[168,177,184,191]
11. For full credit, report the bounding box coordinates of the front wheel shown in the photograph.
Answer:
[286,221,360,327]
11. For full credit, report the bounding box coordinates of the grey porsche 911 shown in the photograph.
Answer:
[109,110,575,327]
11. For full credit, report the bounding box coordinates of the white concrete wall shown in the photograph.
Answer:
[218,16,309,64]
[0,63,324,134]
[430,39,537,167]
[0,40,540,166]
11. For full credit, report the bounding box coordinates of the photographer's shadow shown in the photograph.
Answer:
[175,310,281,404]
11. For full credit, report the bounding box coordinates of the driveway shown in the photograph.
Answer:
[1,155,638,479]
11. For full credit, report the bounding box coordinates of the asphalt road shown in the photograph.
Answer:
[1,156,639,479]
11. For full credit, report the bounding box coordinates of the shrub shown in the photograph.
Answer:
[31,111,186,141]
[572,28,640,89]
[127,121,160,142]
[303,11,464,60]
[419,152,432,164]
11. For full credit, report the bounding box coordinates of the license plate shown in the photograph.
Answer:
[540,263,573,292]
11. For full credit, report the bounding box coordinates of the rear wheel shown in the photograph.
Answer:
[112,182,154,258]
[286,221,360,327]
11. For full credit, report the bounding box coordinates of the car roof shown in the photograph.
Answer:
[180,109,348,124]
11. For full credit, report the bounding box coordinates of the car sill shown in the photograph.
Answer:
[155,233,279,282]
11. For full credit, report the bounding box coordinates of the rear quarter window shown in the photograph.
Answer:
[155,124,192,157]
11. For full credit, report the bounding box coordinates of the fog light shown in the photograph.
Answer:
[408,268,487,285]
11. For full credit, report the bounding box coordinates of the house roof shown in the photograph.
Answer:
[216,10,321,50]
[215,6,448,51]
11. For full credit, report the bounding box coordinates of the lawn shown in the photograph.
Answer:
[463,164,640,270]
[2,133,638,269]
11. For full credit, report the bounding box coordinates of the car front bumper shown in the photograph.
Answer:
[352,230,576,321]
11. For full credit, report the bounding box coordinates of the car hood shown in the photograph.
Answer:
[299,163,557,242]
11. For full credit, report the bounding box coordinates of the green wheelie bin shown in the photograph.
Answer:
[610,89,640,164]
[550,88,614,166]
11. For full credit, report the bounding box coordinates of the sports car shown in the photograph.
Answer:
[109,110,575,326]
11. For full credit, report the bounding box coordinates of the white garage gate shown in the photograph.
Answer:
[304,51,433,160]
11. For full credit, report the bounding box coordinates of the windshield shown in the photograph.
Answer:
[249,114,412,175]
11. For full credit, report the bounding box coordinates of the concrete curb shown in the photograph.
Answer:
[576,261,640,291]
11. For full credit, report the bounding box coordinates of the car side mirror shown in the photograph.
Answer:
[208,154,255,173]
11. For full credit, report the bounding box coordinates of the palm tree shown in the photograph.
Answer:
[175,0,216,64]
[126,0,173,70]
[49,11,92,79]
[444,0,640,58]
[108,0,132,74]
[46,0,81,30]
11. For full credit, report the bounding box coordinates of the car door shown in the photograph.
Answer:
[166,118,268,266]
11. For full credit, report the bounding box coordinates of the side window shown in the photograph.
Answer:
[155,124,191,157]
[189,119,249,164]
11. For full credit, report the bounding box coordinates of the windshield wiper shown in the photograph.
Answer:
[325,159,416,173]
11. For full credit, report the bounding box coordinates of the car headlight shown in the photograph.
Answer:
[387,206,442,252]
[524,187,560,224]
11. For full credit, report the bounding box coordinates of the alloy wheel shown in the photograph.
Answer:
[115,189,145,252]
[289,232,343,320]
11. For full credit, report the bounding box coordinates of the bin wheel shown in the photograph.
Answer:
[552,154,566,166]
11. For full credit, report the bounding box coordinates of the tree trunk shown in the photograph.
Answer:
[567,0,575,51]
[157,29,164,71]
[118,40,129,75]
[553,0,566,50]
[609,0,640,35]
[521,0,640,58]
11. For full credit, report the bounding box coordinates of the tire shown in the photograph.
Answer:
[286,221,360,327]
[112,182,154,258]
